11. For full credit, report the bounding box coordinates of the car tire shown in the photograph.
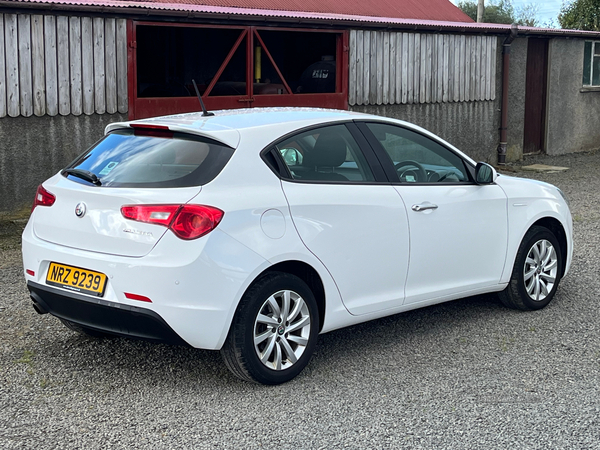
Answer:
[221,272,319,385]
[499,225,563,311]
[59,318,113,338]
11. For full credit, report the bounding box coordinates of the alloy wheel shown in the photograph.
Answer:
[253,289,311,371]
[524,239,558,302]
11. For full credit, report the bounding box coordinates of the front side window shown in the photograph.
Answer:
[583,41,600,87]
[365,123,469,183]
[275,124,375,183]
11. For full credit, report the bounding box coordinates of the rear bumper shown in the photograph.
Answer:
[28,281,189,346]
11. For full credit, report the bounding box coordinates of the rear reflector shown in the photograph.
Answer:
[124,293,152,303]
[121,204,224,240]
[26,269,35,277]
[31,185,56,212]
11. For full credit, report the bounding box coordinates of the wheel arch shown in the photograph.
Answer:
[259,261,326,332]
[531,216,568,277]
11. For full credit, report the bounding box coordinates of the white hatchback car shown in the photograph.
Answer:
[23,108,572,384]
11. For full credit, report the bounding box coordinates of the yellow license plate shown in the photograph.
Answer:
[46,262,108,297]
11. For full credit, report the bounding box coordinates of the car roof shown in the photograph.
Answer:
[105,108,374,149]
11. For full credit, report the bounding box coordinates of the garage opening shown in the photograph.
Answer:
[130,23,348,119]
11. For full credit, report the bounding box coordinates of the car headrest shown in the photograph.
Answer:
[304,132,347,168]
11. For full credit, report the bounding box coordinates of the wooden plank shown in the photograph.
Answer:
[459,35,465,102]
[490,36,497,100]
[355,30,363,106]
[382,32,389,105]
[0,14,7,118]
[467,36,477,101]
[93,17,106,114]
[69,16,82,115]
[401,33,409,104]
[420,34,427,104]
[436,35,443,103]
[18,15,33,117]
[376,31,383,105]
[105,18,117,114]
[363,31,370,105]
[395,33,402,104]
[409,33,416,104]
[464,36,471,102]
[57,16,70,115]
[454,35,460,103]
[425,34,432,103]
[389,32,396,105]
[369,31,377,105]
[442,35,449,103]
[5,14,19,117]
[448,35,454,102]
[116,18,128,114]
[486,36,492,100]
[474,35,481,101]
[31,15,46,117]
[454,35,461,102]
[481,36,488,101]
[44,16,58,116]
[349,30,357,106]
[81,17,94,115]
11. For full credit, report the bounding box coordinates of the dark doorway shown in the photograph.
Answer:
[523,38,549,154]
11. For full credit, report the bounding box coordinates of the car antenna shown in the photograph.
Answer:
[192,79,214,117]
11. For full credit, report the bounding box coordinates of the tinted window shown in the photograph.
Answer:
[366,123,469,183]
[275,124,375,183]
[63,130,234,188]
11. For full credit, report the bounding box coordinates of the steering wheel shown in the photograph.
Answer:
[394,160,427,183]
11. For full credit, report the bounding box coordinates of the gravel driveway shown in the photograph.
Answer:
[1,151,599,450]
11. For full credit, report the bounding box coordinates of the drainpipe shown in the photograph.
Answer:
[497,23,518,165]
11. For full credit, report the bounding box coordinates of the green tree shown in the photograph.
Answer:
[457,0,540,26]
[558,0,600,31]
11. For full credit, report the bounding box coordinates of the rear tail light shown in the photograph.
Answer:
[31,185,56,212]
[121,204,224,240]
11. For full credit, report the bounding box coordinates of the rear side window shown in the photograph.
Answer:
[63,129,234,188]
[275,124,375,183]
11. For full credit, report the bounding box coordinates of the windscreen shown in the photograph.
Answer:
[63,129,234,188]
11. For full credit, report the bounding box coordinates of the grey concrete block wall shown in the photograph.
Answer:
[546,39,600,155]
[506,37,528,161]
[0,113,126,212]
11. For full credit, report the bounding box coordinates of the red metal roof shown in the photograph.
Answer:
[4,0,600,38]
[5,0,474,21]
[134,0,474,22]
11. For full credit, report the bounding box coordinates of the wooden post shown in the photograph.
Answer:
[477,0,484,22]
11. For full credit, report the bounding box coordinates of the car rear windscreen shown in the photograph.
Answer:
[63,129,235,188]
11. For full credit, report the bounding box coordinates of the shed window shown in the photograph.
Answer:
[583,41,600,87]
[130,23,348,119]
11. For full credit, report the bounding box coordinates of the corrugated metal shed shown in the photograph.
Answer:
[3,0,600,38]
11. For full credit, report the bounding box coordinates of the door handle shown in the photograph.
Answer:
[412,203,438,212]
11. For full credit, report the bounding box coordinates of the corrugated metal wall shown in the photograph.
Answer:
[0,13,127,118]
[349,30,497,106]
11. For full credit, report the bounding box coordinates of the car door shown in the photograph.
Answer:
[272,123,410,316]
[359,121,508,305]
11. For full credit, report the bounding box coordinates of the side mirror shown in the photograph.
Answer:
[475,162,497,185]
